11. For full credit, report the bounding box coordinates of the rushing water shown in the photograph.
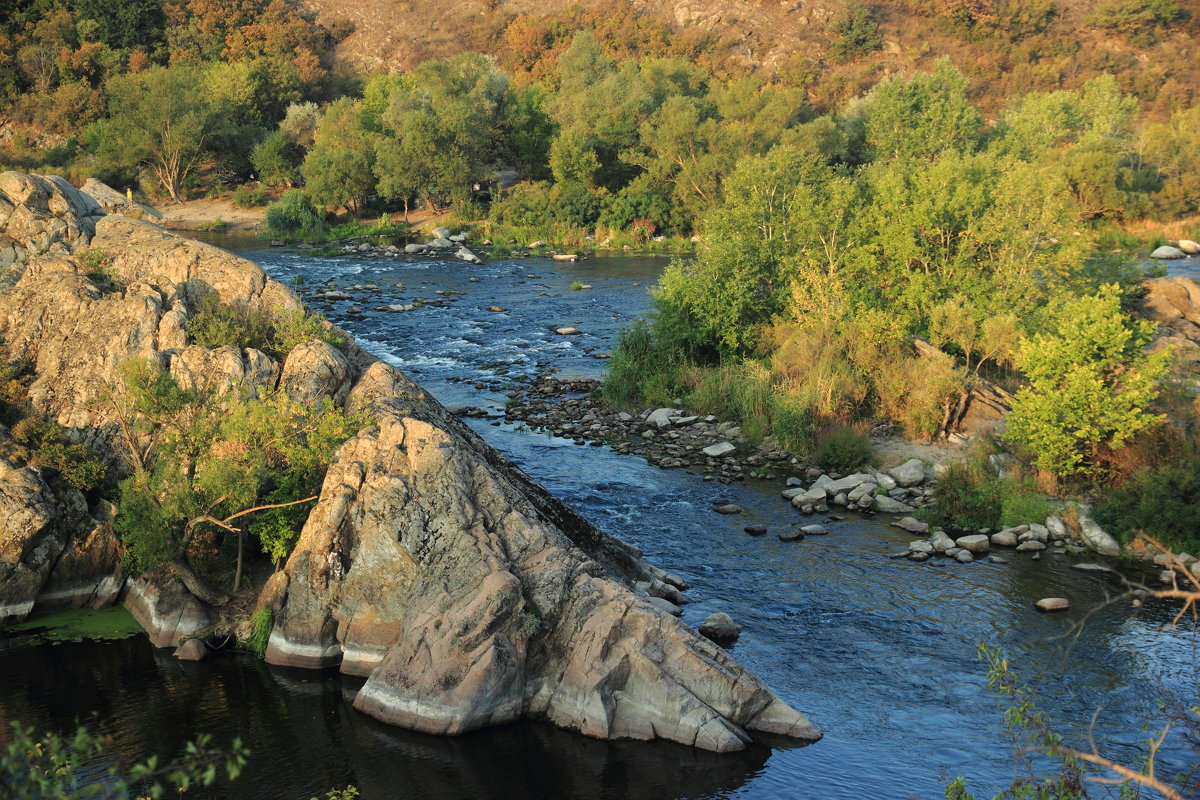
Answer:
[2,236,1197,799]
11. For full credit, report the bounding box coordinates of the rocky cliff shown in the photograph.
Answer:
[0,171,819,752]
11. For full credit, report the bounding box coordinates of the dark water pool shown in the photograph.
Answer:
[2,236,1196,799]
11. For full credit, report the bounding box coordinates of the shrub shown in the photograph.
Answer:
[1004,285,1170,481]
[12,416,106,492]
[827,3,883,61]
[185,293,274,351]
[814,423,875,473]
[265,189,329,241]
[272,309,349,353]
[925,458,1051,530]
[232,184,269,208]
[601,319,686,409]
[1094,458,1200,553]
[1089,0,1182,44]
[194,218,228,232]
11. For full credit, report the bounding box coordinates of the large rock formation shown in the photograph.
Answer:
[0,171,104,288]
[1141,275,1200,379]
[0,176,820,753]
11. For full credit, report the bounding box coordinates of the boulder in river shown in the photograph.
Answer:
[1150,245,1186,259]
[1178,239,1200,255]
[698,612,740,645]
[892,517,929,534]
[887,459,926,488]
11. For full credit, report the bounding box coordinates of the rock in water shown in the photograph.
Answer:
[266,384,817,750]
[1150,245,1186,259]
[1035,598,1069,612]
[699,612,741,644]
[715,504,742,514]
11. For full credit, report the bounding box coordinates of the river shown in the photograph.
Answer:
[2,237,1197,799]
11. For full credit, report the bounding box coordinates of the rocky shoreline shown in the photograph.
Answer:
[495,373,1200,595]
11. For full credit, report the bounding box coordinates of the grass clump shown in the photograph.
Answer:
[265,190,329,242]
[185,294,347,355]
[246,607,273,657]
[924,457,1051,530]
[194,218,229,232]
[813,423,875,473]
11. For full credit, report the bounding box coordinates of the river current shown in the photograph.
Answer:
[1,237,1197,799]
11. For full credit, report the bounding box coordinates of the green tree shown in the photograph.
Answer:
[302,98,375,212]
[111,358,364,593]
[379,53,510,210]
[1004,285,1170,479]
[252,130,302,187]
[862,59,981,162]
[95,64,221,203]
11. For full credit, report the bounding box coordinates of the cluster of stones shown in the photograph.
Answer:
[781,457,931,517]
[304,280,465,319]
[503,378,800,481]
[892,515,1088,566]
[1152,550,1200,585]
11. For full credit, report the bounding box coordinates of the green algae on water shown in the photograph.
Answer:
[3,607,143,645]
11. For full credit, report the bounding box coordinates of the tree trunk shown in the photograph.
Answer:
[233,530,244,593]
[172,559,229,606]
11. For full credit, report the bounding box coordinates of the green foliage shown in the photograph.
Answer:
[813,424,875,473]
[946,646,1090,799]
[251,130,303,188]
[272,309,349,354]
[94,64,223,203]
[266,190,329,241]
[1089,0,1183,44]
[312,788,360,800]
[11,416,106,492]
[232,184,269,208]
[0,721,247,800]
[925,458,1051,530]
[601,319,687,409]
[1004,285,1170,480]
[1094,456,1200,553]
[194,218,228,232]
[862,60,982,163]
[114,362,367,577]
[185,293,274,351]
[827,4,883,62]
[246,607,273,657]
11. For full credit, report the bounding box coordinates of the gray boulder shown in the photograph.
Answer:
[887,459,926,488]
[1150,245,1186,259]
[1077,504,1122,556]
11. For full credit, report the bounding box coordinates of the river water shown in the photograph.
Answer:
[2,237,1197,799]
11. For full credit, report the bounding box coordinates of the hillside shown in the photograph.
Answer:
[302,0,1200,115]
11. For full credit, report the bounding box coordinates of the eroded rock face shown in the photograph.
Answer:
[1141,276,1200,378]
[0,172,105,288]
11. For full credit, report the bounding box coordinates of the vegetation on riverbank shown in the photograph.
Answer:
[598,62,1198,535]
